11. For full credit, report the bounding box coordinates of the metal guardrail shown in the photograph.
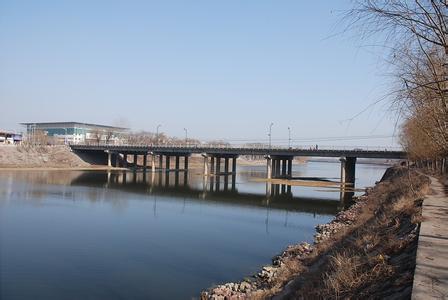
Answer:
[70,143,403,152]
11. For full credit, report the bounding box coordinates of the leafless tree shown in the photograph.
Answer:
[92,129,103,145]
[347,0,447,165]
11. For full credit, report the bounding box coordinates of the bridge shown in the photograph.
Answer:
[70,144,407,187]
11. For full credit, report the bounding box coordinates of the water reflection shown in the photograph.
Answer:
[65,170,340,215]
[0,164,386,300]
[0,167,360,215]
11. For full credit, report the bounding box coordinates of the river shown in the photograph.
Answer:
[0,161,388,299]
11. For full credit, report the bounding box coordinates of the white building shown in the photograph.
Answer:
[21,122,128,145]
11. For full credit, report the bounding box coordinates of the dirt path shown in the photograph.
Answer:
[412,176,448,299]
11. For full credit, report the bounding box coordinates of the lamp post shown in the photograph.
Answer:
[156,124,161,145]
[184,128,188,146]
[288,127,291,148]
[268,122,274,149]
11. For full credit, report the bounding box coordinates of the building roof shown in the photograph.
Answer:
[0,130,22,135]
[20,122,128,130]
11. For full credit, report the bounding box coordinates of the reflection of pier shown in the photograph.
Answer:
[70,171,341,215]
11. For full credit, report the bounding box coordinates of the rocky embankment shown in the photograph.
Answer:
[201,166,429,299]
[201,197,368,300]
[0,145,90,168]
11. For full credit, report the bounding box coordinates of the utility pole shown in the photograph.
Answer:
[288,127,291,148]
[156,124,161,146]
[268,122,274,149]
[184,128,188,146]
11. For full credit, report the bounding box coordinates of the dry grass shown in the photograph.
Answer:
[286,168,429,299]
[202,167,430,300]
[323,251,394,297]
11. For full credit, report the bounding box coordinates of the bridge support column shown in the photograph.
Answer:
[281,159,287,178]
[158,155,163,170]
[266,156,272,179]
[287,158,293,178]
[216,157,221,175]
[166,156,171,171]
[275,159,281,178]
[184,156,189,171]
[175,156,180,171]
[134,154,138,167]
[232,157,237,174]
[106,151,112,167]
[202,154,209,176]
[340,157,356,187]
[210,157,215,174]
[115,153,120,167]
[123,154,128,168]
[151,154,156,173]
[224,158,229,174]
[143,154,147,170]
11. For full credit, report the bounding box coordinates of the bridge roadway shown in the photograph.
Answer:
[70,144,407,186]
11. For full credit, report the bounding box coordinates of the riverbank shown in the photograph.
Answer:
[0,145,94,168]
[201,166,430,299]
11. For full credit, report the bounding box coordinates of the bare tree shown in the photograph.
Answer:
[92,129,102,145]
[347,0,448,164]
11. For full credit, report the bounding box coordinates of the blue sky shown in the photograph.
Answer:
[0,1,398,147]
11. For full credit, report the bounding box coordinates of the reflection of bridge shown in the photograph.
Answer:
[69,171,341,215]
[70,145,406,186]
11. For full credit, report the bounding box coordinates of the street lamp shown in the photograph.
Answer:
[63,128,67,145]
[183,128,188,146]
[268,122,274,149]
[288,127,291,148]
[156,124,161,145]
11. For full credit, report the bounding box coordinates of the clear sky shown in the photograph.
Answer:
[0,0,399,147]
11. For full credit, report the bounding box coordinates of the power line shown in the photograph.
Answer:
[204,134,396,143]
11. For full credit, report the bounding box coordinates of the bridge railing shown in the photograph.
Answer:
[70,143,403,152]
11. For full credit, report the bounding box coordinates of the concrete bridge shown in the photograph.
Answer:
[70,144,407,187]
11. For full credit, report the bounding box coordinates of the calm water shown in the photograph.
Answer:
[0,162,388,299]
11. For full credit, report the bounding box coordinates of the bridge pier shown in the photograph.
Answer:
[134,154,138,168]
[107,151,112,167]
[210,157,215,174]
[123,154,128,168]
[184,156,189,170]
[268,156,293,179]
[287,158,292,178]
[203,154,209,176]
[266,156,272,179]
[210,155,238,175]
[340,157,356,186]
[165,156,171,172]
[143,154,147,170]
[216,157,221,174]
[175,156,180,170]
[151,154,156,173]
[115,153,120,167]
